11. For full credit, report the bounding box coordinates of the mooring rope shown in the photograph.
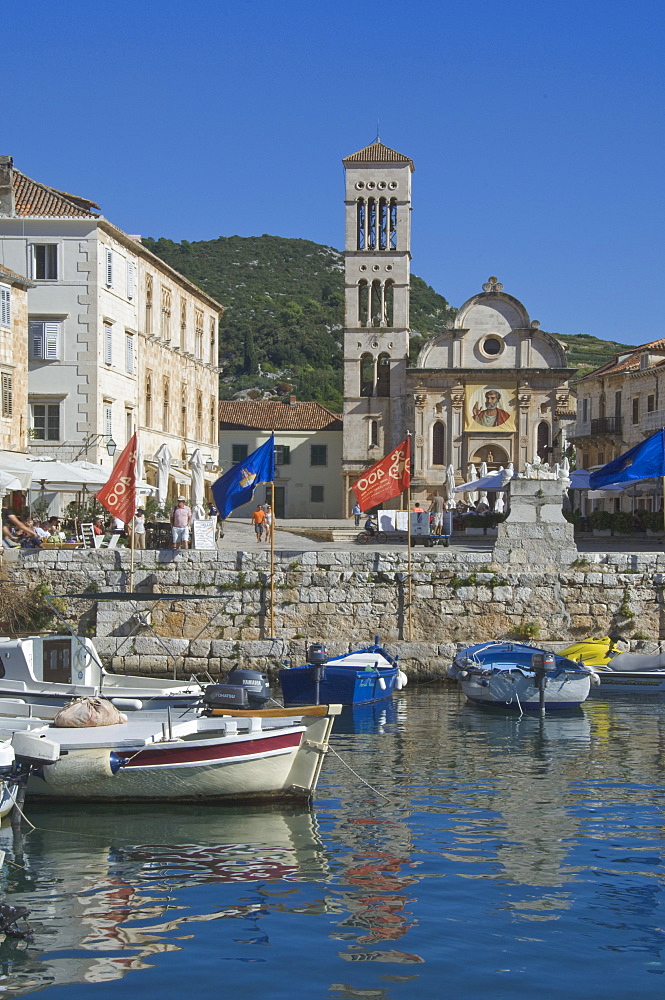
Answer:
[326,746,394,802]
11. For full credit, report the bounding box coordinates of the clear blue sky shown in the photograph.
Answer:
[6,0,664,342]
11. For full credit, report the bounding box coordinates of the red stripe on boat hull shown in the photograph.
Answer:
[120,731,302,768]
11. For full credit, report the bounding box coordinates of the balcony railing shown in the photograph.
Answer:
[642,410,665,433]
[590,416,622,435]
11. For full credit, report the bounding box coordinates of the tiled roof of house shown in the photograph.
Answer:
[0,263,33,286]
[343,141,414,168]
[219,400,343,431]
[578,338,665,380]
[13,171,100,218]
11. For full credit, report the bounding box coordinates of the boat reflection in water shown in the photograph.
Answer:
[334,698,400,736]
[0,805,330,995]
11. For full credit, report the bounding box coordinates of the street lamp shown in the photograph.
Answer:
[106,437,117,457]
[205,458,216,473]
[74,434,118,460]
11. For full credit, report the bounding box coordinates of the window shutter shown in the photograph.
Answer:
[104,324,113,365]
[126,334,134,373]
[0,287,10,327]
[104,404,113,437]
[44,322,61,360]
[1,374,12,417]
[29,321,44,359]
[127,260,135,300]
[105,248,113,287]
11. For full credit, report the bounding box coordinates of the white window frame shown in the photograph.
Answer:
[105,248,114,288]
[30,244,58,281]
[0,285,10,327]
[104,323,113,365]
[31,401,61,441]
[125,333,135,374]
[29,320,62,361]
[126,260,135,300]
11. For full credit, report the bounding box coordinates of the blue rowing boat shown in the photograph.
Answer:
[279,640,407,707]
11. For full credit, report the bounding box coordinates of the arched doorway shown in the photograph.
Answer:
[470,443,509,469]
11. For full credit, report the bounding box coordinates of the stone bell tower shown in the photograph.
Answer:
[341,140,414,509]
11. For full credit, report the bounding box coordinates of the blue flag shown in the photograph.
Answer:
[589,429,665,489]
[211,435,275,518]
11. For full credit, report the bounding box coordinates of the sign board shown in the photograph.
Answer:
[410,511,430,536]
[377,510,409,532]
[192,518,216,550]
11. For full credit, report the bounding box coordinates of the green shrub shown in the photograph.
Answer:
[508,622,541,640]
[589,509,613,531]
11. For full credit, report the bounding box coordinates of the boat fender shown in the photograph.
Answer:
[589,672,601,687]
[378,677,386,691]
[110,698,144,712]
[110,751,126,774]
[43,749,117,787]
[397,670,408,689]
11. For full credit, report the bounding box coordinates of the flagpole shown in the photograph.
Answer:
[270,480,275,637]
[407,432,413,642]
[129,517,135,594]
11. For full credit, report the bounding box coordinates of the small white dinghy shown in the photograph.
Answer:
[0,700,342,803]
[448,642,598,713]
[0,635,205,712]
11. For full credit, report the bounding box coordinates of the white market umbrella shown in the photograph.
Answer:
[494,494,505,513]
[478,462,489,505]
[189,448,206,518]
[0,451,34,490]
[445,464,457,509]
[465,463,478,504]
[28,458,109,492]
[0,471,21,492]
[135,435,145,483]
[156,444,172,507]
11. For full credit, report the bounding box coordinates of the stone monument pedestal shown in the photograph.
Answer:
[493,478,577,568]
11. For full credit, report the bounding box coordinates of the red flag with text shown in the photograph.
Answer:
[352,437,411,512]
[96,433,137,524]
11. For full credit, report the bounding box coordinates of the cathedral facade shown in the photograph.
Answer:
[341,141,576,508]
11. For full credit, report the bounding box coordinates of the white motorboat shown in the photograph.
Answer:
[448,642,597,712]
[0,701,341,803]
[561,638,665,695]
[0,634,205,711]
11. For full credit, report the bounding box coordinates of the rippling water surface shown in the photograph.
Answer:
[0,687,664,999]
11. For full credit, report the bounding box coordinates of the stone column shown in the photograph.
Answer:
[493,478,577,568]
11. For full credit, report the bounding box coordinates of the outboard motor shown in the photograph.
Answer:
[306,643,328,667]
[225,665,271,708]
[306,643,328,705]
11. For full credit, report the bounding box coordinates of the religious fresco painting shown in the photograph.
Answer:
[464,384,517,433]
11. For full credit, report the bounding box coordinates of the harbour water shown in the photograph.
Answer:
[0,686,664,998]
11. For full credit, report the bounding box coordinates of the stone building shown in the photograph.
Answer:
[0,156,222,498]
[0,263,33,453]
[341,141,576,508]
[218,399,343,518]
[570,339,665,511]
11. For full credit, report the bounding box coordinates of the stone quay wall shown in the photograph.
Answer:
[3,547,665,682]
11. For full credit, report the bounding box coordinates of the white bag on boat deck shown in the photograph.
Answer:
[54,697,128,728]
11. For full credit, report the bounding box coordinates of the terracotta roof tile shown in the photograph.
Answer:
[13,171,99,218]
[343,141,414,168]
[219,400,343,431]
[0,263,33,286]
[578,338,665,380]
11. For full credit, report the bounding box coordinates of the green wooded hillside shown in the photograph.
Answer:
[144,234,629,408]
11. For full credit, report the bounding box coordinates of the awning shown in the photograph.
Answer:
[0,451,34,489]
[170,467,191,486]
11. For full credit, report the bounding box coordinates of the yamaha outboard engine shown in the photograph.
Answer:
[203,665,271,710]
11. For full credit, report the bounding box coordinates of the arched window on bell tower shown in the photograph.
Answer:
[367,199,377,250]
[385,281,394,326]
[371,280,382,327]
[376,353,391,396]
[432,422,445,466]
[360,353,374,397]
[356,199,365,251]
[379,198,388,250]
[389,199,398,249]
[358,280,369,327]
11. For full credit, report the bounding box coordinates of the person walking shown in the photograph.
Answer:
[428,490,445,535]
[264,504,273,542]
[252,505,266,542]
[170,497,192,550]
[352,502,361,527]
[133,508,146,549]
